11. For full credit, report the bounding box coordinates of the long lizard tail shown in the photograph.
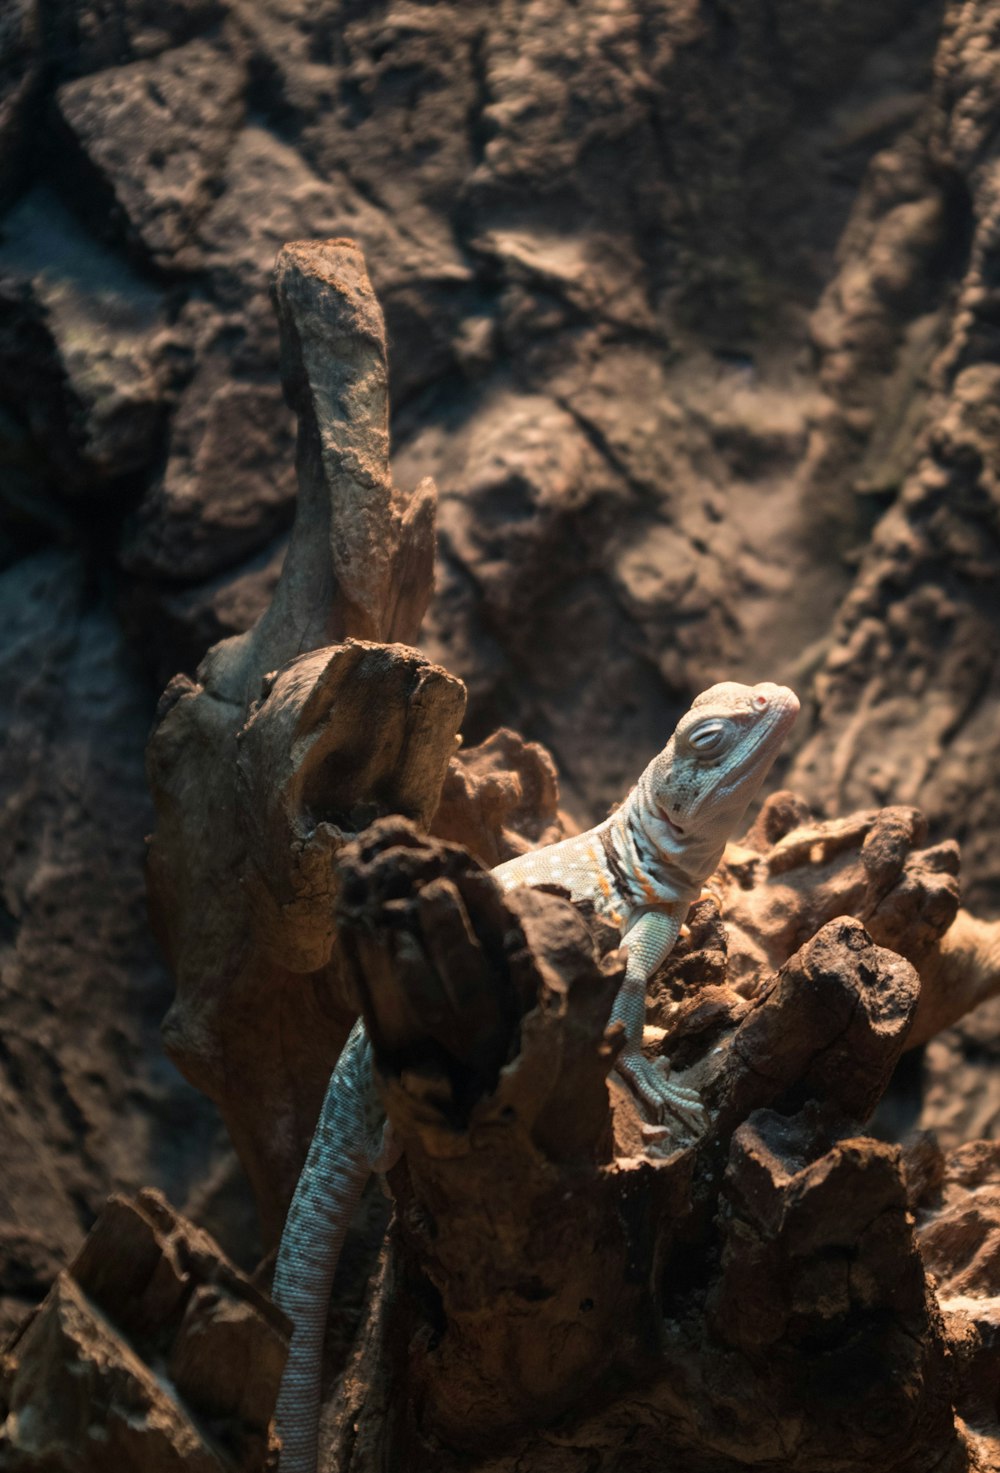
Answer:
[271,1019,384,1473]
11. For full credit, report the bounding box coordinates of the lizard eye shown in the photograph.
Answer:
[687,719,726,752]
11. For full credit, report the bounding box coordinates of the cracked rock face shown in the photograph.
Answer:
[53,37,247,267]
[0,1190,289,1472]
[3,0,976,821]
[4,0,1000,1442]
[0,550,246,1342]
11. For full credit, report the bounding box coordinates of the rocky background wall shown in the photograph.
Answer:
[1,0,998,1383]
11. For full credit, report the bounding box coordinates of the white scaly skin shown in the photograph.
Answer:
[272,681,799,1472]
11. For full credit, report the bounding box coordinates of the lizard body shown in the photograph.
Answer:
[272,681,799,1472]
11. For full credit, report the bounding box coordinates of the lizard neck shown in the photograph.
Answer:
[605,787,722,911]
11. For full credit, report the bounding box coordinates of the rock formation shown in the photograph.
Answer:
[143,238,452,1244]
[1,1190,289,1472]
[316,814,1000,1471]
[19,236,988,1471]
[5,0,1000,1324]
[3,2,1000,1469]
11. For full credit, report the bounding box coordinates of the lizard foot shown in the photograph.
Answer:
[613,1049,706,1132]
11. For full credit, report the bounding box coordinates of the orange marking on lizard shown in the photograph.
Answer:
[586,842,612,900]
[634,865,659,904]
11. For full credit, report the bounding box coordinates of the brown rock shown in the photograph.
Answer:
[3,1275,226,1473]
[188,122,473,406]
[332,819,637,1450]
[0,0,41,207]
[0,1189,287,1472]
[119,369,297,581]
[720,796,959,976]
[677,791,993,1043]
[409,384,679,813]
[919,994,1000,1149]
[0,550,243,1341]
[0,188,167,491]
[42,0,226,77]
[915,1140,1000,1436]
[726,918,920,1122]
[670,1105,960,1471]
[54,37,246,267]
[430,726,565,868]
[789,15,1000,914]
[119,536,287,690]
[242,1,477,270]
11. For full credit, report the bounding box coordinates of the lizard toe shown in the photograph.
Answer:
[650,1055,702,1105]
[616,1052,707,1132]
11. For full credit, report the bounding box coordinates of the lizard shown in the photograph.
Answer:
[270,680,800,1473]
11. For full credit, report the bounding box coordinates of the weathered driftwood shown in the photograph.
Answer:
[430,726,565,867]
[650,788,1000,1060]
[144,240,461,1246]
[144,239,565,1251]
[0,1191,288,1472]
[322,815,1000,1473]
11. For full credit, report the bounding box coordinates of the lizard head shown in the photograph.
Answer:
[639,681,800,847]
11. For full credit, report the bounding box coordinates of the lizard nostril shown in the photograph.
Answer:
[753,693,769,710]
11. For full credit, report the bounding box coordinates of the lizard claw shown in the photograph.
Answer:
[651,1054,703,1106]
[614,1049,707,1133]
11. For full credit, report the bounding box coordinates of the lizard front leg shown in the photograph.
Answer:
[271,1018,392,1473]
[611,908,705,1131]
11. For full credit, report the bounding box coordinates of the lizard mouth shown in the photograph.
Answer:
[659,808,685,837]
